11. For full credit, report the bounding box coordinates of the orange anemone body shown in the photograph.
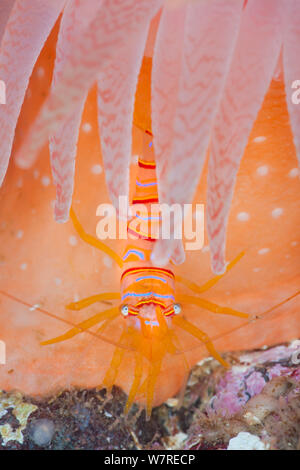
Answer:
[0,24,299,410]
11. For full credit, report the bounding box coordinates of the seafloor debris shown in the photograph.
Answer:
[0,342,299,450]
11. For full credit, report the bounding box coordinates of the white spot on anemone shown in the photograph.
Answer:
[256,165,269,176]
[288,168,299,178]
[291,241,298,247]
[82,122,92,133]
[41,176,51,187]
[271,208,283,219]
[237,211,250,222]
[36,66,45,78]
[253,136,267,143]
[16,230,24,239]
[54,277,62,286]
[103,255,113,268]
[91,164,102,175]
[253,267,261,273]
[258,248,270,255]
[69,235,77,247]
[20,263,28,271]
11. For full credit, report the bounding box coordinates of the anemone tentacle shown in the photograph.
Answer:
[97,25,152,213]
[151,0,243,265]
[0,0,15,44]
[151,3,187,203]
[49,0,94,223]
[283,0,300,169]
[0,0,66,185]
[14,0,163,171]
[207,0,285,274]
[153,0,243,206]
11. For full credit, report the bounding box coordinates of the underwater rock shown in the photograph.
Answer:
[0,342,298,450]
[227,432,267,450]
[183,343,300,451]
[29,418,55,447]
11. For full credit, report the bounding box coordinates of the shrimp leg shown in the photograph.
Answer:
[66,292,120,310]
[124,353,143,415]
[102,330,129,393]
[176,251,245,294]
[41,306,119,345]
[173,316,229,368]
[70,207,123,268]
[177,294,249,319]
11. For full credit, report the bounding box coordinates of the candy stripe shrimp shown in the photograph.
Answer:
[40,131,299,418]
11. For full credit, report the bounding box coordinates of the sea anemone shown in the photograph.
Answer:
[0,0,299,411]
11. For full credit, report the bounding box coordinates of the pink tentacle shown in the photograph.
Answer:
[152,4,187,204]
[283,0,300,169]
[151,238,184,267]
[0,0,66,186]
[150,4,187,267]
[207,0,284,274]
[170,239,185,266]
[97,26,151,212]
[49,109,85,223]
[154,0,243,207]
[0,0,15,45]
[151,0,243,267]
[49,1,96,223]
[14,0,163,171]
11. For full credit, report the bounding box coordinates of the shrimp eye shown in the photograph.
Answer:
[121,304,129,317]
[173,303,182,315]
